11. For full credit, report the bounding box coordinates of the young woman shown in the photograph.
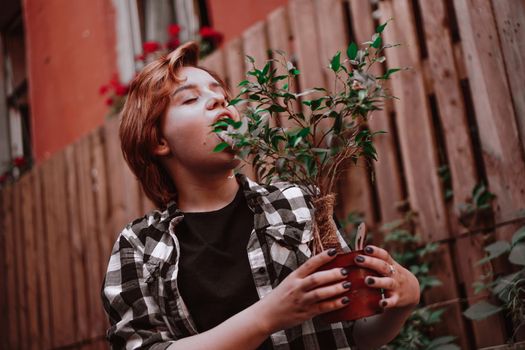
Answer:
[101,42,420,350]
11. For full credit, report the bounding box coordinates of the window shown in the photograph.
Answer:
[113,0,211,84]
[0,0,31,182]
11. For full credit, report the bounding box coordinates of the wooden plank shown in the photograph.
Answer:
[224,37,246,97]
[32,166,52,348]
[416,3,500,342]
[2,185,18,349]
[20,172,41,349]
[43,153,76,347]
[348,0,405,225]
[314,0,347,82]
[225,37,256,179]
[491,0,525,154]
[200,47,226,77]
[0,186,7,350]
[267,6,301,127]
[92,130,111,277]
[380,0,449,242]
[75,135,106,340]
[424,242,471,350]
[289,0,326,90]
[65,144,89,342]
[12,174,28,349]
[314,0,376,228]
[418,0,478,232]
[453,0,525,242]
[103,118,132,242]
[243,21,268,69]
[455,234,507,346]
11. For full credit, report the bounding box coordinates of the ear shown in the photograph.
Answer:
[153,137,171,157]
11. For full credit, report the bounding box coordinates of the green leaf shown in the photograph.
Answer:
[271,75,288,83]
[269,105,286,113]
[512,226,525,246]
[347,42,358,60]
[330,51,341,72]
[492,272,521,295]
[381,68,401,79]
[298,127,310,138]
[509,243,525,265]
[371,34,382,49]
[228,97,242,106]
[213,142,230,153]
[262,62,270,76]
[476,240,511,265]
[376,22,388,34]
[238,80,249,87]
[463,300,504,320]
[246,55,255,63]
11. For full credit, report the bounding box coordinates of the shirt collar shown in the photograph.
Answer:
[159,173,267,224]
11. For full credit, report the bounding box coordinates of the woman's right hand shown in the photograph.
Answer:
[256,248,351,334]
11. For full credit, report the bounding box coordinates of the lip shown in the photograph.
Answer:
[214,109,235,123]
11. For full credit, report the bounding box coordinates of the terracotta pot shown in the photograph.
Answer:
[317,250,384,323]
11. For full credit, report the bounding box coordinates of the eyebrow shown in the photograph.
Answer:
[171,81,224,98]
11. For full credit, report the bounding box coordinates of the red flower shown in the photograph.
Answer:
[115,84,129,96]
[105,97,114,106]
[200,26,224,45]
[13,156,26,167]
[166,38,180,51]
[143,41,161,54]
[99,84,109,95]
[168,24,181,37]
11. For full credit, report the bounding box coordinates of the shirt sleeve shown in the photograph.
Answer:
[101,231,176,350]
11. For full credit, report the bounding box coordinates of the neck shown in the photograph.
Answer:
[172,168,239,212]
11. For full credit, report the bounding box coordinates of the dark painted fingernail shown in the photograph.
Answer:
[341,268,349,276]
[327,248,337,256]
[342,297,350,304]
[355,255,365,263]
[343,281,352,289]
[364,246,374,254]
[381,300,387,307]
[366,277,375,285]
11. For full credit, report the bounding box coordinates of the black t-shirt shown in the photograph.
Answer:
[177,186,272,349]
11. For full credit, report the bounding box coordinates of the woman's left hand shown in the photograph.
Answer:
[354,245,421,309]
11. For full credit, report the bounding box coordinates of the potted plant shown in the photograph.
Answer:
[213,21,401,322]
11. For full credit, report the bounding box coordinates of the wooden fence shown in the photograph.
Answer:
[1,0,524,349]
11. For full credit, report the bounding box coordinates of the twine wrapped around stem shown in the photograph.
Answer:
[311,193,345,255]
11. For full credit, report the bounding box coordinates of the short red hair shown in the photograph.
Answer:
[119,41,229,209]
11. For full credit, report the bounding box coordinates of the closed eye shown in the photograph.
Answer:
[183,97,198,104]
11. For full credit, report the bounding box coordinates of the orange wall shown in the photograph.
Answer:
[23,0,287,162]
[207,0,288,44]
[23,0,116,162]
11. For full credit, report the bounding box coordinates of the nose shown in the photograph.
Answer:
[205,91,227,110]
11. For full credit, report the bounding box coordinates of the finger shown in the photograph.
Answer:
[354,254,394,277]
[379,293,399,309]
[313,295,350,315]
[302,280,352,304]
[295,248,338,278]
[300,267,348,292]
[363,276,396,290]
[363,245,393,263]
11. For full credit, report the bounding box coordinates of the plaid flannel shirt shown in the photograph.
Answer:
[101,174,356,350]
